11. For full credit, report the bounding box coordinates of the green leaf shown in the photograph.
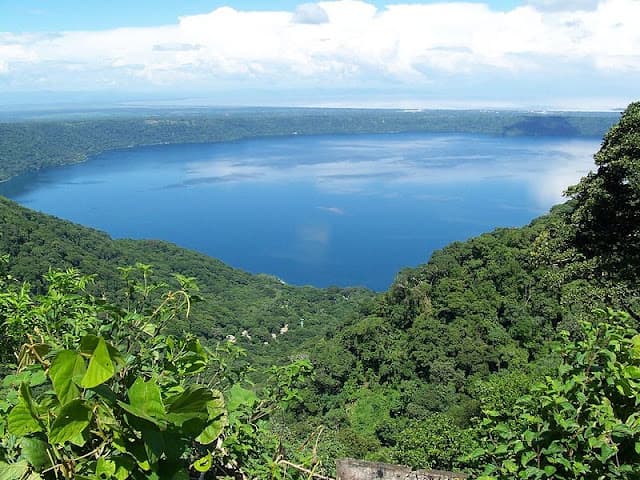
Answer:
[118,402,165,428]
[80,334,124,367]
[19,384,39,421]
[468,447,486,459]
[597,443,616,462]
[494,444,508,455]
[193,453,212,473]
[588,436,602,449]
[20,438,51,469]
[502,459,517,473]
[79,335,100,353]
[128,378,165,419]
[8,402,42,437]
[27,369,47,387]
[522,466,544,478]
[166,387,221,426]
[80,337,115,388]
[141,323,157,336]
[96,458,116,479]
[520,450,536,467]
[50,350,85,405]
[49,399,92,445]
[0,461,29,480]
[624,365,640,379]
[523,430,537,445]
[226,384,258,412]
[631,335,640,359]
[572,461,588,475]
[206,392,225,417]
[128,441,151,471]
[112,456,135,480]
[140,426,166,466]
[542,441,564,456]
[196,416,227,445]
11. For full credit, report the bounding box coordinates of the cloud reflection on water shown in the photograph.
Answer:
[179,135,599,209]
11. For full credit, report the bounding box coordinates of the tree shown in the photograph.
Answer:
[393,413,477,472]
[567,102,640,285]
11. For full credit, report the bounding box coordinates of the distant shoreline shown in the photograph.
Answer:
[0,108,618,184]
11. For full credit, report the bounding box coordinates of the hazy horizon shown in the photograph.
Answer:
[0,91,628,114]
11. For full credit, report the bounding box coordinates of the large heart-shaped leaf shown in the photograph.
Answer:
[20,437,51,469]
[49,399,92,445]
[118,402,165,428]
[80,337,115,388]
[119,378,167,428]
[8,402,42,436]
[128,378,165,418]
[50,350,85,404]
[165,387,218,426]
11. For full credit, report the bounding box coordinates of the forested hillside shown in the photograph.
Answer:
[0,103,638,479]
[0,108,618,182]
[277,102,640,477]
[0,197,372,370]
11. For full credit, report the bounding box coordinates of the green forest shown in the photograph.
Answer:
[0,108,618,182]
[0,102,639,479]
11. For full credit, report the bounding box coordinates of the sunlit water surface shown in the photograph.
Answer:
[0,133,600,290]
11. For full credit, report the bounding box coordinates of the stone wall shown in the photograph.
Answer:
[335,458,467,480]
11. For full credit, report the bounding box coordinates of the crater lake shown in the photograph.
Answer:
[0,132,601,290]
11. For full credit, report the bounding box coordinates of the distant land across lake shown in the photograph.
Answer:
[0,132,601,290]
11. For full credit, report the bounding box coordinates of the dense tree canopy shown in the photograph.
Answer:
[568,102,640,285]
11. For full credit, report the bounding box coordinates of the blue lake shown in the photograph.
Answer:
[0,133,600,290]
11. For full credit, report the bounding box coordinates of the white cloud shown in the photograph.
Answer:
[0,34,39,74]
[152,43,203,52]
[525,0,601,11]
[0,0,639,98]
[292,3,330,24]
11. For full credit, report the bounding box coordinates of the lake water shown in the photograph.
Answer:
[0,133,600,290]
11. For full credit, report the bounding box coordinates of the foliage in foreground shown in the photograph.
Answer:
[0,263,313,479]
[469,309,640,479]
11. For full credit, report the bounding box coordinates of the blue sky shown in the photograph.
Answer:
[2,1,522,31]
[0,0,638,110]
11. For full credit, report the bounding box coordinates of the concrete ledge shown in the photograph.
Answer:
[336,458,468,480]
